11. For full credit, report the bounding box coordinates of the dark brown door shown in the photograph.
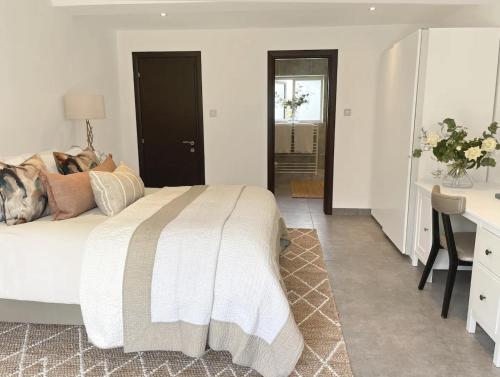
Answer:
[133,51,205,187]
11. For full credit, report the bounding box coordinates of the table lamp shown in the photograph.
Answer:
[64,94,105,151]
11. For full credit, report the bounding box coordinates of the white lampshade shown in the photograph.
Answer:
[64,94,105,120]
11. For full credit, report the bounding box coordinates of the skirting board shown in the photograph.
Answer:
[331,208,371,216]
[0,299,83,325]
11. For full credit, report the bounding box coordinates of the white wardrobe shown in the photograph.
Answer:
[371,28,500,256]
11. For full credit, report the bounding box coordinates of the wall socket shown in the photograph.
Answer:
[344,108,352,116]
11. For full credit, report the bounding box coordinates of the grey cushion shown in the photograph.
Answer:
[440,232,475,262]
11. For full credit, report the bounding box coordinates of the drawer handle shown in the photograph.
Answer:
[485,249,493,256]
[480,294,486,301]
[424,227,429,232]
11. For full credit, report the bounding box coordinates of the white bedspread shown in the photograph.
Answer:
[0,188,159,304]
[80,186,303,377]
[0,208,106,304]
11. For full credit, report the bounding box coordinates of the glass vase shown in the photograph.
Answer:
[442,163,473,188]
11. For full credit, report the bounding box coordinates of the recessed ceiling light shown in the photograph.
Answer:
[369,6,376,11]
[160,12,167,17]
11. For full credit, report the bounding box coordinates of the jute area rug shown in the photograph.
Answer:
[291,181,324,199]
[0,229,352,376]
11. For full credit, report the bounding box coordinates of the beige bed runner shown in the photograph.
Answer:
[123,185,209,355]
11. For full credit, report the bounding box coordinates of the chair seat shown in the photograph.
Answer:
[440,232,476,262]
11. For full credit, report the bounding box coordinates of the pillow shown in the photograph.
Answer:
[41,171,95,220]
[94,150,112,164]
[0,152,34,221]
[53,148,99,175]
[3,153,33,166]
[2,147,83,174]
[40,155,117,220]
[39,150,60,173]
[93,155,117,172]
[89,163,145,216]
[65,146,83,156]
[0,155,49,225]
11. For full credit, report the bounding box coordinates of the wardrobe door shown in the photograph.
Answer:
[489,34,500,184]
[371,30,422,254]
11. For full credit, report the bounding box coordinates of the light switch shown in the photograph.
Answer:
[344,109,352,117]
[209,109,217,118]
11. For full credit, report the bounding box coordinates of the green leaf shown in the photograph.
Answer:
[481,157,497,167]
[488,122,499,135]
[443,118,457,132]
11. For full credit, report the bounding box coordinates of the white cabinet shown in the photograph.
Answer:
[467,226,500,366]
[371,28,500,256]
[371,30,421,254]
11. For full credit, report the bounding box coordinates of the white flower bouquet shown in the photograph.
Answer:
[413,118,499,187]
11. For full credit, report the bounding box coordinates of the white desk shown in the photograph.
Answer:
[414,181,500,366]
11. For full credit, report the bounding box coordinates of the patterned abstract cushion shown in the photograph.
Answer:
[53,148,99,175]
[89,163,145,216]
[0,155,49,225]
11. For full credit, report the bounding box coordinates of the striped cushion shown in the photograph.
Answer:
[89,163,145,216]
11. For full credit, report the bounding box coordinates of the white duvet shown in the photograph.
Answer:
[80,185,291,347]
[79,185,303,377]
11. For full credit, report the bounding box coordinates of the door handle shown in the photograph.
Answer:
[182,140,195,146]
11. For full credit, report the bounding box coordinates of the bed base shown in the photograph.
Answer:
[0,299,83,325]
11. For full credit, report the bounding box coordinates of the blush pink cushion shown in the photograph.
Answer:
[41,156,117,220]
[93,156,117,172]
[41,172,95,220]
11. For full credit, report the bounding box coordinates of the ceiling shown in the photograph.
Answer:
[52,1,500,30]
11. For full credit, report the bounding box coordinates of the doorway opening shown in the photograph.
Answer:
[267,50,338,215]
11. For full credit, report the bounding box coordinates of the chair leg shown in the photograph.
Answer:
[441,262,458,318]
[418,244,439,290]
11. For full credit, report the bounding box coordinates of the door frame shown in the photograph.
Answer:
[132,51,205,184]
[267,49,338,215]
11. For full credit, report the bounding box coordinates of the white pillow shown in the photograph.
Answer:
[65,146,83,156]
[4,153,33,166]
[89,163,145,216]
[2,146,84,174]
[39,150,59,173]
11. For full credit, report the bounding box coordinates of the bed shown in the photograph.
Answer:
[0,188,157,304]
[0,185,303,377]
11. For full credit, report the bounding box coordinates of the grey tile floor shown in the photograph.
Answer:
[275,180,500,377]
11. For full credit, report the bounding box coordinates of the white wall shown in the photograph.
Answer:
[117,25,417,208]
[441,4,500,27]
[415,28,500,183]
[0,0,120,158]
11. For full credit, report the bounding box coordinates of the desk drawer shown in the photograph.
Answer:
[470,263,500,336]
[476,227,500,276]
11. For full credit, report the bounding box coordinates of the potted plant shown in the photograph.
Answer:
[413,118,499,188]
[276,91,309,123]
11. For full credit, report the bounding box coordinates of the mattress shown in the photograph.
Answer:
[0,188,159,305]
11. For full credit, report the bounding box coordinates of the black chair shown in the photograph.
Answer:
[418,185,475,318]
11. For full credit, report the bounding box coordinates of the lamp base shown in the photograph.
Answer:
[86,119,94,151]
